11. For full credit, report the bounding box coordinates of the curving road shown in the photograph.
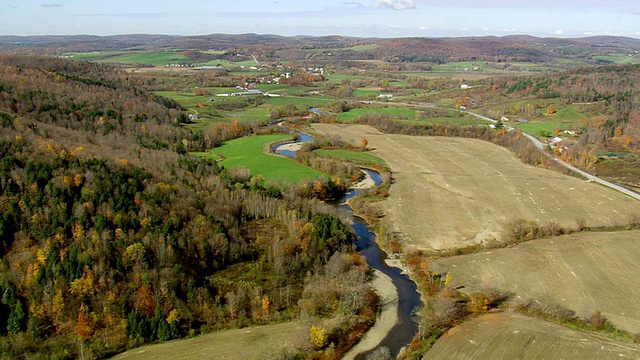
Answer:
[464,111,640,201]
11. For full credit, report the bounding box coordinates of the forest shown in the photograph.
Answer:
[0,55,374,359]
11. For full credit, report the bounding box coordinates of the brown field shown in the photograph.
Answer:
[110,321,307,360]
[426,312,640,360]
[311,124,640,250]
[431,231,640,332]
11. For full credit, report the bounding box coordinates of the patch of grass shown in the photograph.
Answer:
[512,121,573,137]
[266,96,332,107]
[194,135,327,183]
[339,107,419,122]
[66,51,124,62]
[592,53,640,65]
[313,149,386,166]
[105,51,191,66]
[348,44,380,52]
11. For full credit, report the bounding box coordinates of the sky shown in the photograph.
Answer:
[1,0,639,39]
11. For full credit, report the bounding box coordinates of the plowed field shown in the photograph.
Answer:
[426,312,640,360]
[432,231,640,332]
[312,124,640,250]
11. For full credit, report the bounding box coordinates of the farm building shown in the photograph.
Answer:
[231,89,264,96]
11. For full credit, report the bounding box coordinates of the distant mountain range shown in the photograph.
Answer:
[1,33,639,65]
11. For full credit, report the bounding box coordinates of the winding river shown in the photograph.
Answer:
[274,135,421,359]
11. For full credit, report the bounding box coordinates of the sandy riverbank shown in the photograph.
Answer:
[343,270,399,359]
[350,169,376,189]
[275,141,303,152]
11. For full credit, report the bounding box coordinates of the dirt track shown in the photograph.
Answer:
[312,124,640,250]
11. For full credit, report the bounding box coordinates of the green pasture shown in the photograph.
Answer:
[338,107,419,122]
[66,51,124,62]
[592,53,640,65]
[194,135,326,183]
[266,96,332,107]
[512,121,574,137]
[389,80,410,86]
[201,50,227,55]
[485,99,588,122]
[102,51,191,66]
[313,149,386,166]
[348,44,380,52]
[226,106,271,122]
[326,73,373,82]
[353,89,381,98]
[260,85,321,97]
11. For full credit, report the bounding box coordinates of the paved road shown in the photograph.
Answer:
[464,111,640,201]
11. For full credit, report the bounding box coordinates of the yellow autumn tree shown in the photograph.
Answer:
[309,325,327,349]
[547,104,556,115]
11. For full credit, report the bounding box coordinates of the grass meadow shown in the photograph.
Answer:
[194,135,327,183]
[313,149,386,166]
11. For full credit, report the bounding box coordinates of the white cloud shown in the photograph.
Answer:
[554,29,565,35]
[374,0,416,10]
[41,3,63,7]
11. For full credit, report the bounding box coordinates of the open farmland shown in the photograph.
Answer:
[426,312,640,360]
[431,231,640,332]
[311,124,640,250]
[111,321,307,360]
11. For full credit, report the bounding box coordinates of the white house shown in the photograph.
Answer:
[460,84,469,89]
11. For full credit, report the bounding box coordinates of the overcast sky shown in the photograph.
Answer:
[1,0,639,38]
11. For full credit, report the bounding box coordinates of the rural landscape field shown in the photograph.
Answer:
[1,12,640,359]
[427,312,640,360]
[312,124,640,249]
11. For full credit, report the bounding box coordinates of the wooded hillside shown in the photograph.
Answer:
[0,56,370,358]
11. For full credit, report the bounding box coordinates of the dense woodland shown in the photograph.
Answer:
[0,55,374,358]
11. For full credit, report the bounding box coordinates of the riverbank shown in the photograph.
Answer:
[343,270,399,359]
[274,141,303,152]
[350,169,376,189]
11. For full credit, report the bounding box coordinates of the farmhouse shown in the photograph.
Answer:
[378,94,393,99]
[460,84,469,89]
[500,116,510,122]
[549,136,568,152]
